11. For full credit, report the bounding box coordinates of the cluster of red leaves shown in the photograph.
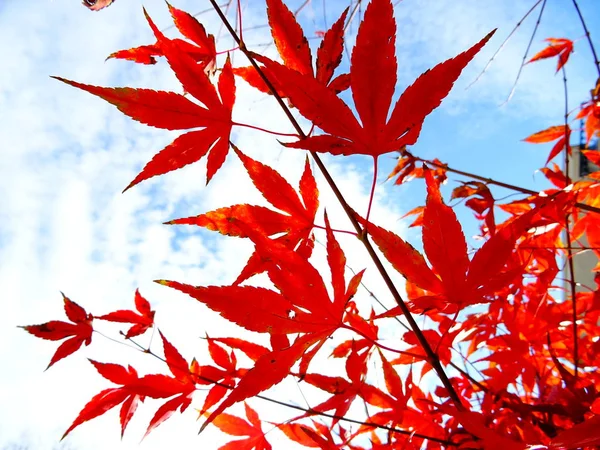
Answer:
[22,0,600,449]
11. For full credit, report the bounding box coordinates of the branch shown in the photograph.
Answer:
[122,333,451,446]
[503,0,547,105]
[207,0,464,409]
[561,64,579,377]
[411,155,600,215]
[467,0,544,90]
[571,0,600,77]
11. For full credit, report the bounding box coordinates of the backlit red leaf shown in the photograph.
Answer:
[20,294,93,369]
[267,0,312,75]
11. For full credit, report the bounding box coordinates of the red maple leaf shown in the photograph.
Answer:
[96,289,155,338]
[107,3,216,73]
[62,360,142,439]
[522,125,571,164]
[249,0,494,158]
[209,403,272,450]
[576,100,600,144]
[233,0,349,96]
[167,147,319,283]
[527,37,574,72]
[53,9,235,189]
[357,170,547,312]
[63,332,199,440]
[157,213,364,429]
[20,293,93,370]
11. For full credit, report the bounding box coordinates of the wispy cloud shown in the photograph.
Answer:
[2,0,598,448]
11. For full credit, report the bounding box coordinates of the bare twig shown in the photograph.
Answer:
[467,0,544,90]
[411,155,600,215]
[120,333,451,445]
[571,0,600,77]
[503,0,547,105]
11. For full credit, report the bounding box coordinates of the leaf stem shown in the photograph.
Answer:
[313,224,358,237]
[208,0,465,410]
[232,121,300,137]
[341,323,424,359]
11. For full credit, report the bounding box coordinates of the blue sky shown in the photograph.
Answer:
[1,0,599,448]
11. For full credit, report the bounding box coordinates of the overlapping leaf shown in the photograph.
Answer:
[63,332,198,440]
[357,170,543,311]
[248,0,494,157]
[96,289,155,338]
[107,3,216,73]
[157,213,363,429]
[234,0,349,96]
[167,147,319,284]
[20,294,93,369]
[210,403,272,450]
[54,8,234,189]
[62,360,141,439]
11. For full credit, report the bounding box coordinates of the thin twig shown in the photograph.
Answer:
[412,155,600,215]
[571,0,600,77]
[119,333,451,445]
[207,0,464,410]
[467,0,543,90]
[560,64,579,377]
[503,0,547,105]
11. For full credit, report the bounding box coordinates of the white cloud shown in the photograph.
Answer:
[1,0,598,448]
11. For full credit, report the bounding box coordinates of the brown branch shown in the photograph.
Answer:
[207,0,464,410]
[571,0,600,77]
[561,64,579,377]
[413,155,600,215]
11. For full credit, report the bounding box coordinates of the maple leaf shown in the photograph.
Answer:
[441,406,526,450]
[62,360,141,439]
[576,100,600,144]
[20,293,93,370]
[387,150,448,185]
[522,125,571,163]
[527,38,574,72]
[209,403,272,450]
[167,147,319,284]
[356,170,543,312]
[549,414,600,449]
[451,181,496,235]
[108,3,217,74]
[53,9,234,190]
[139,332,198,438]
[248,0,494,157]
[297,345,395,428]
[63,333,198,440]
[96,289,155,338]
[157,213,363,429]
[234,0,349,96]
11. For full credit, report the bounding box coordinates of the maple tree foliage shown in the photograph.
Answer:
[21,0,600,448]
